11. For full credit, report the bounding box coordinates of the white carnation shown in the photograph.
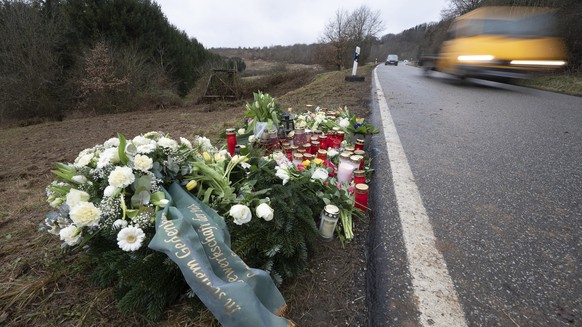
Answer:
[59,225,82,246]
[104,137,120,148]
[132,135,151,146]
[229,204,252,225]
[104,185,119,197]
[195,136,213,151]
[180,137,193,149]
[74,152,94,168]
[69,201,101,227]
[157,137,178,150]
[97,147,120,169]
[137,143,156,154]
[133,154,153,172]
[108,166,135,188]
[117,226,146,252]
[256,203,274,221]
[66,189,90,208]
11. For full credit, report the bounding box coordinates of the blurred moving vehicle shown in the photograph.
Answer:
[419,6,567,83]
[385,54,399,66]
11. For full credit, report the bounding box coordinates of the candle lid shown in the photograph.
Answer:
[354,170,366,177]
[324,204,339,215]
[340,152,351,160]
[350,155,363,163]
[312,140,320,146]
[355,183,369,192]
[303,153,314,159]
[354,150,365,156]
[303,143,311,148]
[344,146,355,152]
[226,128,236,134]
[293,153,304,160]
[356,138,365,144]
[317,149,327,155]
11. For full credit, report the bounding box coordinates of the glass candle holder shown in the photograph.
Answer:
[354,150,365,170]
[337,153,355,184]
[292,153,304,166]
[318,135,328,149]
[293,127,307,147]
[354,183,369,211]
[354,170,366,185]
[319,204,340,241]
[355,138,365,151]
[226,128,237,156]
[302,143,312,154]
[311,141,320,154]
[317,149,327,161]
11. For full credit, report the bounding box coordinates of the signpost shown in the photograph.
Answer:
[345,46,365,82]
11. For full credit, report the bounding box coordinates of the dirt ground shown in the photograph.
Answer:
[0,64,373,326]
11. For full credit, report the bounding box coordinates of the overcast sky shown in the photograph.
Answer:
[153,0,450,48]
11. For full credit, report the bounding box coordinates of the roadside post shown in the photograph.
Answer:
[345,46,365,82]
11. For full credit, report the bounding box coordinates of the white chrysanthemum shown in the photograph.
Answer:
[104,137,120,148]
[66,189,90,208]
[69,201,101,227]
[108,166,135,188]
[229,204,252,225]
[339,118,350,128]
[157,137,178,150]
[59,225,82,246]
[256,203,274,221]
[74,152,94,168]
[117,226,146,252]
[311,167,329,182]
[97,147,120,169]
[180,137,193,149]
[134,154,153,172]
[132,135,151,146]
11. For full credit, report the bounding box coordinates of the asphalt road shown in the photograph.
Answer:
[368,64,582,326]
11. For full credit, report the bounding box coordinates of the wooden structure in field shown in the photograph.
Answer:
[201,68,240,102]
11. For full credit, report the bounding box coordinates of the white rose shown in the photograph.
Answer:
[59,225,82,246]
[248,135,256,143]
[237,128,246,135]
[104,137,120,148]
[157,137,178,150]
[327,149,339,158]
[311,167,329,182]
[66,189,90,208]
[275,166,290,185]
[134,154,153,172]
[256,203,274,221]
[71,175,88,184]
[112,219,128,229]
[69,201,101,227]
[229,204,252,225]
[339,118,350,128]
[180,137,192,149]
[108,166,135,188]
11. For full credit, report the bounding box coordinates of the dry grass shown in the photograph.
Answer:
[0,63,374,326]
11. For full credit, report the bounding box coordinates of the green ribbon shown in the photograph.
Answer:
[149,182,292,327]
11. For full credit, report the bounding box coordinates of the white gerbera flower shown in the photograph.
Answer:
[69,201,101,227]
[108,166,135,188]
[66,189,90,208]
[134,154,153,172]
[229,204,252,225]
[117,226,146,252]
[59,225,82,246]
[157,137,178,150]
[256,203,274,221]
[104,137,120,148]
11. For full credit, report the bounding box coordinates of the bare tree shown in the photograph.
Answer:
[319,6,384,70]
[441,0,483,19]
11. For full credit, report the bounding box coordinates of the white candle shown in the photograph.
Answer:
[337,161,354,183]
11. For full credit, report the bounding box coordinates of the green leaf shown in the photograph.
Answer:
[151,191,165,203]
[117,133,129,165]
[203,187,214,204]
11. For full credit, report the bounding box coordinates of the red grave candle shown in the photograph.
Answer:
[226,128,237,156]
[354,183,369,211]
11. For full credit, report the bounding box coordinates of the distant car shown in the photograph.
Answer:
[385,54,399,66]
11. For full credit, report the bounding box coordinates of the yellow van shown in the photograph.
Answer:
[423,7,568,82]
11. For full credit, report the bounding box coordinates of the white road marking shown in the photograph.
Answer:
[373,67,468,327]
